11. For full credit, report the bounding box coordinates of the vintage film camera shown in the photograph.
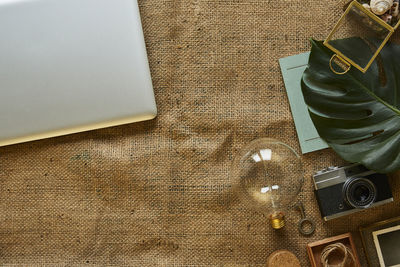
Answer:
[313,164,393,221]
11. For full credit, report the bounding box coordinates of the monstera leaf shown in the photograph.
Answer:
[301,38,400,173]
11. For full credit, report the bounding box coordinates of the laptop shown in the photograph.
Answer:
[0,0,157,147]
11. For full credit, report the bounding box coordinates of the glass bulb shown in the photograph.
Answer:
[231,138,304,229]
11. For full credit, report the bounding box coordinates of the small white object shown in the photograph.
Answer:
[371,0,393,15]
[392,2,399,17]
[362,3,371,11]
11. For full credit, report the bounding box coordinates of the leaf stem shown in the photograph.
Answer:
[348,74,400,116]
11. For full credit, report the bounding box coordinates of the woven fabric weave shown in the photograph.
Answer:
[1,0,400,266]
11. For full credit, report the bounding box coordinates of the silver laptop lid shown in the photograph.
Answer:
[0,0,157,147]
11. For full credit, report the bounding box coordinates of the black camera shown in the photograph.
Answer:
[313,164,393,221]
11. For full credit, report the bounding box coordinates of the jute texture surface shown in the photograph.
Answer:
[1,0,400,266]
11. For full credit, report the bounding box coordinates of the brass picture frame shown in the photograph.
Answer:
[324,0,400,73]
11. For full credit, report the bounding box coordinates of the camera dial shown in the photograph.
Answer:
[343,177,377,209]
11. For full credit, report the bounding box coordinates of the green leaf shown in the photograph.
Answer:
[301,38,400,173]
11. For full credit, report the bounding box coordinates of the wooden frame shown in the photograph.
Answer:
[360,216,400,267]
[307,233,361,267]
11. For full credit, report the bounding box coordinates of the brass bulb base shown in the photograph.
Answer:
[269,212,285,230]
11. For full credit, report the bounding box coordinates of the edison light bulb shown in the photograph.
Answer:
[231,138,304,229]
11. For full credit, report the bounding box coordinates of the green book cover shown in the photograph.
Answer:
[279,52,329,154]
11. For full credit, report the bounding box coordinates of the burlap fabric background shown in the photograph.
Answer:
[1,0,400,266]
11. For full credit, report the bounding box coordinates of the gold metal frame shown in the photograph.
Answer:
[324,0,399,73]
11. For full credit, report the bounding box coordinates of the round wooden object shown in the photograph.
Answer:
[266,250,301,267]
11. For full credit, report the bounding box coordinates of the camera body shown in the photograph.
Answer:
[313,164,393,221]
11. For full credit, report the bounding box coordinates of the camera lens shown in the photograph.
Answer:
[343,177,377,209]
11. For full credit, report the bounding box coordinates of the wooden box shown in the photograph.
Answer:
[306,233,361,267]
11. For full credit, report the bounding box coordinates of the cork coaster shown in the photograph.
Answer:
[266,250,301,267]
